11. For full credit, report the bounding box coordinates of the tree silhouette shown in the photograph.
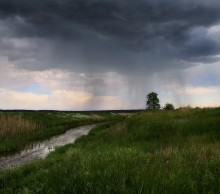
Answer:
[163,103,175,110]
[146,92,160,110]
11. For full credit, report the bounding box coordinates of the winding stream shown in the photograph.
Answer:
[0,124,95,171]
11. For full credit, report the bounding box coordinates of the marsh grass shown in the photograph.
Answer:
[0,114,42,137]
[0,108,220,193]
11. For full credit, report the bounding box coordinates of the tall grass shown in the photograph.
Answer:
[0,114,42,137]
[0,108,220,193]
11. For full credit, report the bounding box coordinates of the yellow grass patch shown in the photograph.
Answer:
[0,114,42,137]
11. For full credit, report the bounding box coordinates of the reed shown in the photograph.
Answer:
[0,114,42,137]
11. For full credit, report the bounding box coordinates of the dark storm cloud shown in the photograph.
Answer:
[0,0,220,74]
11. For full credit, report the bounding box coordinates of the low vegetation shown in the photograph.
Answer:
[163,103,175,110]
[0,108,220,193]
[0,111,122,155]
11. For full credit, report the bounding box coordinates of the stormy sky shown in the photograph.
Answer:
[0,0,220,110]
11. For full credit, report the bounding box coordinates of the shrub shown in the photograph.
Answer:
[163,103,175,110]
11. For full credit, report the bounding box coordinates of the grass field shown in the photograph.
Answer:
[0,108,220,193]
[0,111,123,156]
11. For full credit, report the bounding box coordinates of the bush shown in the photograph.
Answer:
[163,103,175,110]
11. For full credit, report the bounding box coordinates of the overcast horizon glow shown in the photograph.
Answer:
[0,0,220,110]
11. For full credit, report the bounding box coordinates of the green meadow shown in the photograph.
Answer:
[0,108,220,193]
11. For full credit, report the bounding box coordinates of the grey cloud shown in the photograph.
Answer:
[0,0,220,74]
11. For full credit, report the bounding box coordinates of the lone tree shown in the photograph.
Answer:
[146,92,160,110]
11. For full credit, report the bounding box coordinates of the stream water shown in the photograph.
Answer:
[0,124,95,171]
